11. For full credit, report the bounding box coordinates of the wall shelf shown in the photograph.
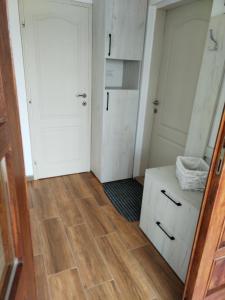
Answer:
[105,59,140,90]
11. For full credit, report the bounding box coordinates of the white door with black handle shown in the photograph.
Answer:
[21,0,92,179]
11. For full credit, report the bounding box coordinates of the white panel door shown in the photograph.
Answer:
[105,0,147,60]
[22,0,91,179]
[149,0,212,168]
[101,90,139,182]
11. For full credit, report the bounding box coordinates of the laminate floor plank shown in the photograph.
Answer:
[131,244,184,300]
[78,197,115,237]
[103,205,148,250]
[27,183,35,208]
[67,224,112,289]
[53,177,84,227]
[86,281,121,300]
[35,185,59,221]
[97,232,159,300]
[66,174,93,199]
[48,269,86,300]
[41,217,75,275]
[80,173,109,206]
[34,255,50,300]
[30,208,42,256]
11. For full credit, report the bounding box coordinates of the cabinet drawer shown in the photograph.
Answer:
[148,215,191,282]
[142,175,199,246]
[156,187,199,245]
[140,166,202,282]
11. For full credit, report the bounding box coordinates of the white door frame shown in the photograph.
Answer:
[133,0,213,177]
[18,0,92,180]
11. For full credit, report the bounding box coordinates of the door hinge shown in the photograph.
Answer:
[34,161,37,166]
[21,22,25,28]
[216,138,225,175]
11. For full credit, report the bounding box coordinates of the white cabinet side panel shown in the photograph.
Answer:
[91,0,106,178]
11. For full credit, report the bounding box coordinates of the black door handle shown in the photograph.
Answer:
[108,34,112,56]
[106,92,109,111]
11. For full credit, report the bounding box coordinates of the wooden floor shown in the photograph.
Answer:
[28,172,183,300]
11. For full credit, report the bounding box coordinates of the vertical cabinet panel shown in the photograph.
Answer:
[101,90,139,182]
[105,0,147,60]
[92,0,146,183]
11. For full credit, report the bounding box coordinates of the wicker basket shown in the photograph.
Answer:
[176,156,209,191]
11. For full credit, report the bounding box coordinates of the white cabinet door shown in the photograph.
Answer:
[101,90,139,182]
[212,0,225,16]
[105,0,147,60]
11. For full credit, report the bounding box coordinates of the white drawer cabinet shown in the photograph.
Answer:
[140,166,203,282]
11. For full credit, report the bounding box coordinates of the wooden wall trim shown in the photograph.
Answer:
[184,106,225,299]
[0,0,36,298]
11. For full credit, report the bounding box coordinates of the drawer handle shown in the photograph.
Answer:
[161,190,182,207]
[156,221,175,241]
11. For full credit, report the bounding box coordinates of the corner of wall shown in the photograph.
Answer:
[7,0,34,177]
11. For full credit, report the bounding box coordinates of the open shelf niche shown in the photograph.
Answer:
[105,59,140,90]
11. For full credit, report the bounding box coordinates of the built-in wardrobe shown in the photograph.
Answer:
[91,0,147,183]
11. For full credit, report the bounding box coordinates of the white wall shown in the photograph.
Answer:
[7,0,33,177]
[133,6,166,177]
[205,71,225,163]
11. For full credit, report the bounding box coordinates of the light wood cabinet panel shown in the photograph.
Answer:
[212,0,225,16]
[105,0,147,60]
[101,90,139,182]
